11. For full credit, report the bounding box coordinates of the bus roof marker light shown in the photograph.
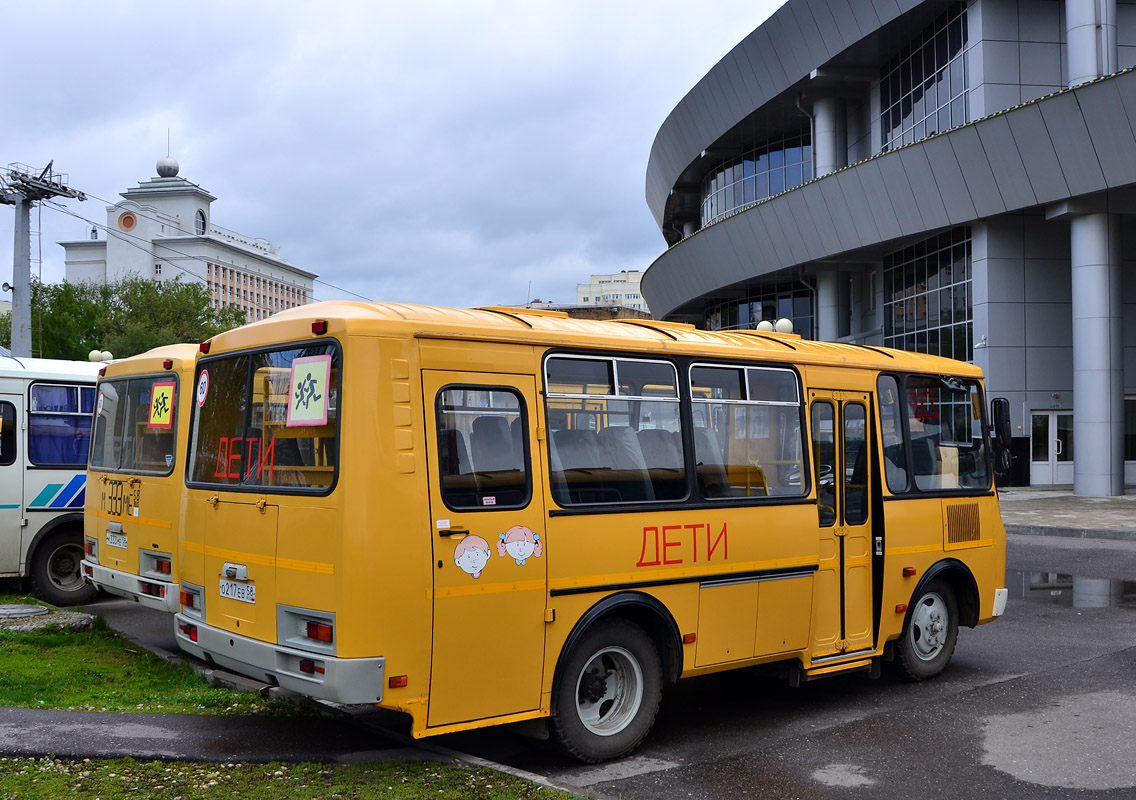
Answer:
[312,320,328,335]
[98,367,107,377]
[199,340,211,354]
[163,359,173,370]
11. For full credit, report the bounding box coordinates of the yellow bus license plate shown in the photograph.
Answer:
[219,578,256,604]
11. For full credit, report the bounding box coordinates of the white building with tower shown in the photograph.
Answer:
[61,157,315,322]
[575,270,649,313]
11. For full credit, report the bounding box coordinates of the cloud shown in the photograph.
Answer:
[1,0,780,311]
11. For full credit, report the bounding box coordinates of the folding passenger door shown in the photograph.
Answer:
[423,371,548,728]
[0,395,22,571]
[809,390,874,659]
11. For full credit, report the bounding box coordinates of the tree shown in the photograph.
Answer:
[0,276,246,360]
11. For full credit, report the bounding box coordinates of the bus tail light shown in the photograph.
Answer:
[178,621,198,642]
[82,562,93,578]
[84,537,97,558]
[180,589,198,609]
[140,581,165,598]
[305,621,333,643]
[299,659,326,675]
[156,558,172,575]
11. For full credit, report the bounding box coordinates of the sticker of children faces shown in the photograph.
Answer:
[453,525,543,578]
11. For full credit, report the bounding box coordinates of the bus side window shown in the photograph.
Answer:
[0,403,15,466]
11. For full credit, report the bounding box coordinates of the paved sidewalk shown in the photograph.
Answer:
[998,486,1136,541]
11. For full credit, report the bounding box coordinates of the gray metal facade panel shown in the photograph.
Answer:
[848,162,900,242]
[1037,92,1106,196]
[1087,79,1136,187]
[702,74,735,136]
[806,0,846,57]
[759,15,799,82]
[946,126,1008,218]
[724,49,760,108]
[895,147,951,230]
[921,136,979,224]
[770,198,811,265]
[1004,105,1070,203]
[789,3,829,62]
[827,0,868,43]
[973,115,1038,209]
[749,26,789,89]
[751,203,795,268]
[737,38,776,100]
[783,189,827,262]
[874,155,926,235]
[817,175,858,250]
[808,179,858,252]
[870,0,903,24]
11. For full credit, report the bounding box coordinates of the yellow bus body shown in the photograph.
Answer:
[82,344,197,612]
[173,302,1006,761]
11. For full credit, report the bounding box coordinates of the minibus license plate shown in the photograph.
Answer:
[106,533,128,549]
[219,579,255,604]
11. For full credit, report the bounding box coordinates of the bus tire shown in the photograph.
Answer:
[551,618,662,763]
[28,529,96,607]
[893,579,958,681]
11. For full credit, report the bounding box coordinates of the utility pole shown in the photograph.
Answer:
[1,162,85,357]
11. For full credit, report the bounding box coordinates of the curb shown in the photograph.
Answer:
[1004,524,1136,542]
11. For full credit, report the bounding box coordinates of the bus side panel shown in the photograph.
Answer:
[0,393,25,573]
[878,496,945,643]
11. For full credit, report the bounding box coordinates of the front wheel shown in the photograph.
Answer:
[893,579,958,681]
[28,529,97,607]
[551,619,662,763]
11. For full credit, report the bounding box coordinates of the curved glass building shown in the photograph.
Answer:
[644,0,1136,494]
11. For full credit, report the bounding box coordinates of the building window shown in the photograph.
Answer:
[703,281,814,339]
[195,209,207,236]
[883,227,972,361]
[700,130,812,227]
[154,264,162,276]
[880,2,969,151]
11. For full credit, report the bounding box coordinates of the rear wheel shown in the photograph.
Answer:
[551,619,662,763]
[893,579,958,681]
[28,529,96,607]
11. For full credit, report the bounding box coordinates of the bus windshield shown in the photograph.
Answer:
[90,376,180,474]
[186,342,340,491]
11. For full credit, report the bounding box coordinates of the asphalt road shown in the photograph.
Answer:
[424,534,1136,798]
[77,535,1136,797]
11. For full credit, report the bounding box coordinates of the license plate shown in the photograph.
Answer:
[106,532,128,549]
[219,578,256,604]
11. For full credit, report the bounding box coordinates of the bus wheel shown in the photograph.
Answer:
[894,579,958,681]
[551,619,662,763]
[28,530,96,607]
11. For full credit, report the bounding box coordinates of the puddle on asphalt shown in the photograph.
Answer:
[1008,570,1136,609]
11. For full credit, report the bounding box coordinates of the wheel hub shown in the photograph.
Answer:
[580,671,608,704]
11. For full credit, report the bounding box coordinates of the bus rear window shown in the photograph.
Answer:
[90,376,179,474]
[187,343,340,492]
[29,383,95,467]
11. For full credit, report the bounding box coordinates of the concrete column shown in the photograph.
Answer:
[817,271,840,341]
[812,97,847,178]
[1070,213,1123,496]
[1066,0,1117,86]
[10,197,32,358]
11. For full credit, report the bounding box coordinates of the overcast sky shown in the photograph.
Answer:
[2,1,780,310]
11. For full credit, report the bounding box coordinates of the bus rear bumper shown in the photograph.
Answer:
[992,587,1008,617]
[81,560,179,614]
[173,614,385,705]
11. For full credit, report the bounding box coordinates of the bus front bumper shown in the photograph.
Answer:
[173,614,385,705]
[81,559,179,614]
[993,587,1008,617]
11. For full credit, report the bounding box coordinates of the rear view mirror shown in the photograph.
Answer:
[990,397,1013,475]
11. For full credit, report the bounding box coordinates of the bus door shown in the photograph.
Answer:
[809,391,874,659]
[423,371,547,728]
[0,395,22,569]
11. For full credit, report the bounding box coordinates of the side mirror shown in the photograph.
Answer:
[990,397,1013,475]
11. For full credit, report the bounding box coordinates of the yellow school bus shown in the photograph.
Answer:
[173,302,1008,762]
[82,344,197,611]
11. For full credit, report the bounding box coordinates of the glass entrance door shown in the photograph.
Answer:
[1030,411,1073,485]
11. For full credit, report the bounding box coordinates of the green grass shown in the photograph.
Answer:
[0,621,305,716]
[0,757,571,799]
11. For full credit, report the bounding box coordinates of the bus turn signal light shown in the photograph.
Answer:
[156,558,172,574]
[306,621,333,642]
[389,675,408,688]
[895,604,908,614]
[902,567,917,577]
[682,633,697,644]
[180,590,197,609]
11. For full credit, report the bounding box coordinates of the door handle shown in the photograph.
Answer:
[1055,439,1062,456]
[438,529,469,538]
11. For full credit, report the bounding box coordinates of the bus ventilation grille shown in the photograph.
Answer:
[946,503,981,544]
